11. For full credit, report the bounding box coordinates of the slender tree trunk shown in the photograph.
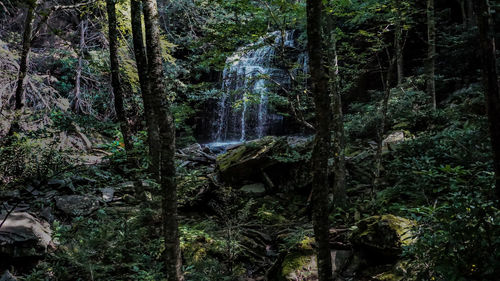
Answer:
[426,0,436,110]
[72,18,86,114]
[475,0,500,204]
[14,0,37,110]
[307,0,333,280]
[466,0,475,26]
[131,0,160,180]
[142,0,182,280]
[326,15,347,208]
[105,0,133,152]
[394,0,404,85]
[373,53,395,192]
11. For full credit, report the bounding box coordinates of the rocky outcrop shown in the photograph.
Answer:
[0,212,52,260]
[351,214,416,260]
[216,136,312,190]
[55,195,100,216]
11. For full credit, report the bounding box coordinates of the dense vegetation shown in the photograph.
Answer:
[0,0,499,280]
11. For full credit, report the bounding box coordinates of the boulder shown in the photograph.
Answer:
[240,183,266,196]
[0,212,52,259]
[0,270,17,281]
[350,214,415,260]
[279,250,352,281]
[382,131,405,151]
[55,195,100,216]
[216,136,312,188]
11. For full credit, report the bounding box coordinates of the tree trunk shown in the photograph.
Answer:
[131,0,160,180]
[475,0,500,204]
[394,0,404,85]
[71,18,86,114]
[105,0,133,152]
[326,15,347,208]
[307,0,333,280]
[14,0,37,110]
[373,53,395,192]
[426,0,436,110]
[142,0,182,280]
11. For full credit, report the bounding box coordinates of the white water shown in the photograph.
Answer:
[213,31,297,142]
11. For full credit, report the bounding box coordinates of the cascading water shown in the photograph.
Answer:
[213,31,296,142]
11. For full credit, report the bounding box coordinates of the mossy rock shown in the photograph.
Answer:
[216,136,312,188]
[281,253,317,280]
[216,137,281,184]
[351,214,416,259]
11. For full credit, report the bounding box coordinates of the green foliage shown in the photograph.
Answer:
[27,208,166,281]
[0,134,71,186]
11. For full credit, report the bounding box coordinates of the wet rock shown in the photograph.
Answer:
[351,214,416,260]
[55,195,99,216]
[0,212,52,259]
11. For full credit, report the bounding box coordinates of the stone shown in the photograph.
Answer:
[240,183,266,195]
[0,270,17,281]
[382,131,405,151]
[100,188,115,202]
[280,250,352,281]
[350,214,416,259]
[55,195,99,216]
[0,190,20,200]
[0,212,52,259]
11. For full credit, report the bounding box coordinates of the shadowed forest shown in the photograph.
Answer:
[0,0,499,280]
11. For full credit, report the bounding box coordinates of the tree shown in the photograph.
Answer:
[14,0,38,110]
[105,0,133,152]
[426,0,436,110]
[142,0,182,280]
[306,0,333,280]
[475,0,500,204]
[130,0,160,180]
[326,13,347,207]
[394,0,404,85]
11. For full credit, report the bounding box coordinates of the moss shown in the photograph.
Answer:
[281,253,313,277]
[216,145,247,172]
[298,236,315,251]
[373,271,403,281]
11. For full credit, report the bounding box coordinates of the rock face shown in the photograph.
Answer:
[351,214,415,260]
[0,212,52,260]
[55,195,99,216]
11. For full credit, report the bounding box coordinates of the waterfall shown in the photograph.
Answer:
[213,30,297,142]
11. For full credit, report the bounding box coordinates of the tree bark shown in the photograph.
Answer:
[131,0,160,180]
[475,0,500,204]
[307,0,333,280]
[71,18,86,114]
[326,15,347,208]
[394,0,404,85]
[426,0,436,110]
[14,0,37,110]
[105,0,133,152]
[142,0,182,280]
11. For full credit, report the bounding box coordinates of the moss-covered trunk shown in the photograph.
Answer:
[105,0,133,152]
